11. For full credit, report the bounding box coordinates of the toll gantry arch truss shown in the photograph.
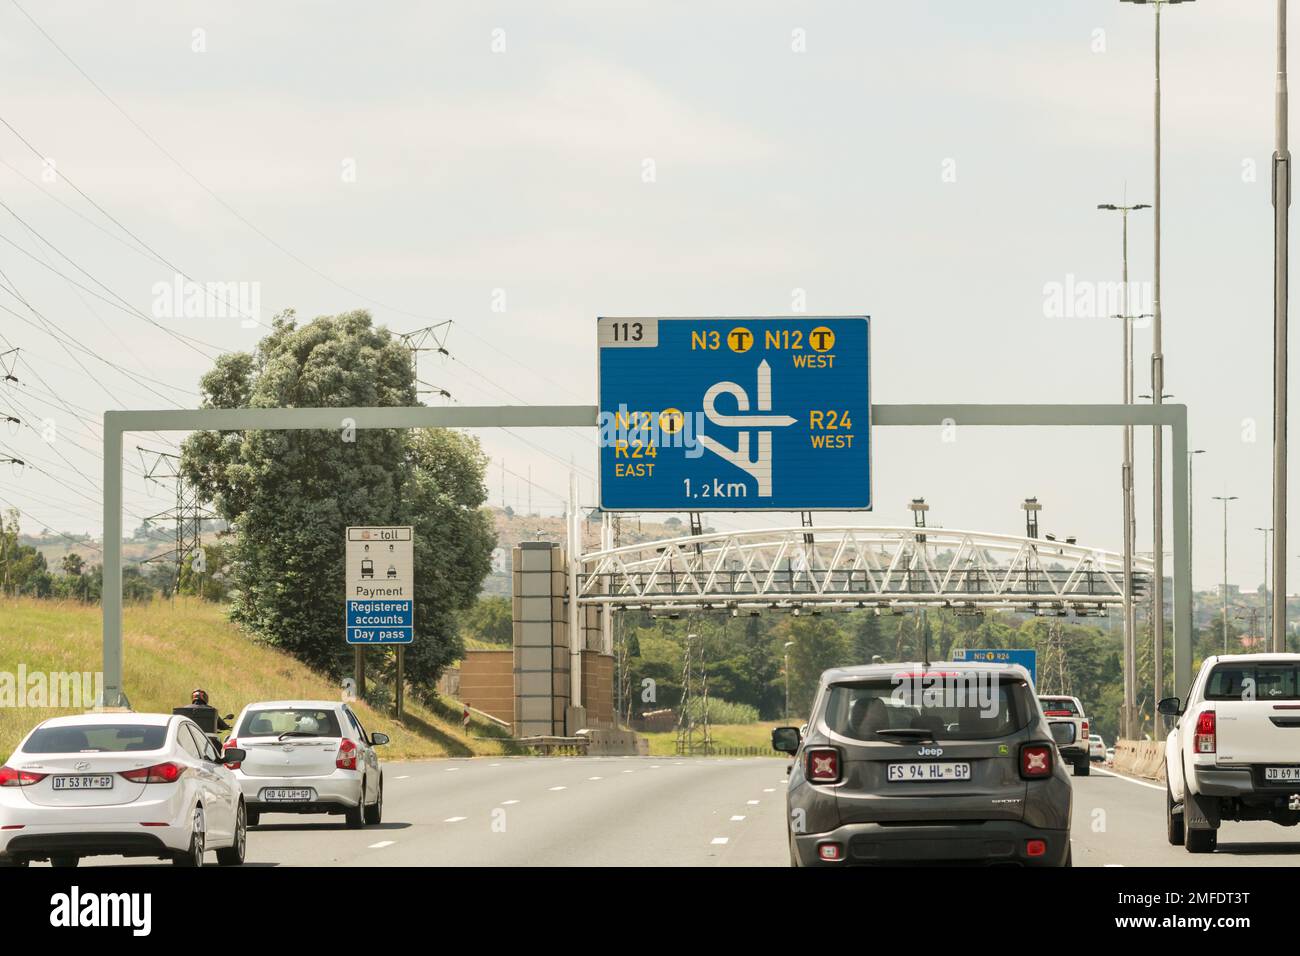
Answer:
[575,526,1152,615]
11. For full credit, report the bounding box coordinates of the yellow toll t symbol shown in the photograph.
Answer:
[727,327,754,353]
[810,326,836,352]
[659,408,685,434]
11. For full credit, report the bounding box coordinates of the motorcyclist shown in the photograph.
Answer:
[186,688,232,734]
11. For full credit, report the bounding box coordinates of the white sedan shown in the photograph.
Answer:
[227,700,387,828]
[0,713,248,867]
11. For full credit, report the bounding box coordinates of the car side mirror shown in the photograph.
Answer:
[370,732,389,746]
[221,748,246,765]
[1156,697,1181,717]
[771,726,801,754]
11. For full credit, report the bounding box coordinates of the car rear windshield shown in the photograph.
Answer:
[1040,698,1080,715]
[1205,664,1300,701]
[238,708,342,738]
[22,724,168,753]
[823,674,1035,741]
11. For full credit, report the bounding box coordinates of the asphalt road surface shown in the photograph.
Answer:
[32,756,1300,866]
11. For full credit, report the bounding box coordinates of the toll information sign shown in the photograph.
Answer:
[951,648,1038,686]
[597,316,871,511]
[345,526,414,644]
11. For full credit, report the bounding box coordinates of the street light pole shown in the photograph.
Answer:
[1122,0,1197,707]
[1099,200,1151,740]
[1214,495,1238,653]
[1258,527,1274,644]
[1274,0,1291,654]
[783,641,795,720]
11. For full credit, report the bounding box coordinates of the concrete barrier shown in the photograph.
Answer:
[1114,738,1166,784]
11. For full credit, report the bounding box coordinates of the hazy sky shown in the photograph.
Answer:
[0,1,1289,590]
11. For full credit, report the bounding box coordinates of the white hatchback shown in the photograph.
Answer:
[227,701,387,828]
[0,712,248,867]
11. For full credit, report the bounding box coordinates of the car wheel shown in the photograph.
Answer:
[1185,827,1217,854]
[1166,782,1185,846]
[1073,758,1090,777]
[0,857,28,868]
[344,790,365,829]
[216,801,247,866]
[49,855,79,868]
[364,778,383,826]
[173,805,205,866]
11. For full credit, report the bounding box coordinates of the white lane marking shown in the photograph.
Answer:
[651,765,661,768]
[1105,864,1126,867]
[747,800,760,805]
[549,785,567,791]
[394,775,410,780]
[1094,767,1165,792]
[368,840,394,849]
[730,815,746,822]
[711,837,729,845]
[763,788,775,793]
[444,816,467,823]
[489,763,501,767]
[622,770,635,774]
[445,767,460,772]
[501,800,519,805]
[588,776,603,780]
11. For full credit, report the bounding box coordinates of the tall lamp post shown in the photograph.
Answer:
[1121,0,1197,708]
[1214,495,1239,653]
[783,641,795,720]
[1099,200,1150,740]
[1257,527,1274,644]
[1274,0,1291,654]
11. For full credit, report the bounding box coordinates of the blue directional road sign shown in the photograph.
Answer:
[597,316,871,511]
[951,648,1038,687]
[345,526,414,644]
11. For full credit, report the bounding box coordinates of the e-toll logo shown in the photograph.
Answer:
[597,316,871,511]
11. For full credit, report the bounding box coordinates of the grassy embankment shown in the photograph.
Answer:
[0,598,515,760]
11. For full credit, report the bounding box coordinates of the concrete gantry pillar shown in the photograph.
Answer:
[512,541,576,735]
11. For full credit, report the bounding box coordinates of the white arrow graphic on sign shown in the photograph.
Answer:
[699,360,796,497]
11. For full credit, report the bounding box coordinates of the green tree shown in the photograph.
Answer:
[780,616,855,717]
[461,595,513,645]
[180,309,494,687]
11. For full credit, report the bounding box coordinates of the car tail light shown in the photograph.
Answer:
[1195,710,1216,754]
[805,747,840,784]
[223,738,240,770]
[336,737,359,771]
[1043,710,1072,717]
[817,842,844,862]
[119,762,184,784]
[1020,744,1053,779]
[1025,839,1046,858]
[0,766,46,787]
[1081,720,1089,740]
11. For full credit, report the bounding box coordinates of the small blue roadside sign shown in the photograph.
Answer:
[951,648,1038,686]
[597,316,871,511]
[345,526,414,644]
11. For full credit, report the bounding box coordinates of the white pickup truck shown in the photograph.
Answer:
[1163,653,1300,854]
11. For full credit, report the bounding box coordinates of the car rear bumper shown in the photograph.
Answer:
[0,823,188,862]
[792,821,1071,867]
[236,770,363,812]
[1193,766,1300,798]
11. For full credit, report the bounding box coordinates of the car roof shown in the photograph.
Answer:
[36,712,174,728]
[239,700,344,710]
[1205,653,1300,664]
[820,661,1029,683]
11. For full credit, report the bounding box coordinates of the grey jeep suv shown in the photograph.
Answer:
[773,661,1072,866]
